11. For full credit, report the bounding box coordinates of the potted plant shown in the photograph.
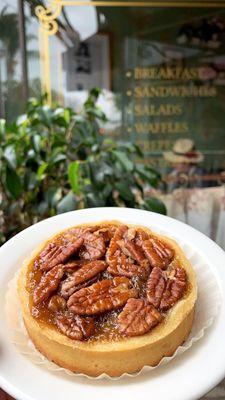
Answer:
[0,89,166,244]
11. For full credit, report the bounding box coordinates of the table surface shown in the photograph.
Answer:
[1,378,225,400]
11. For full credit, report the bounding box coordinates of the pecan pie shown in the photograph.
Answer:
[18,221,197,377]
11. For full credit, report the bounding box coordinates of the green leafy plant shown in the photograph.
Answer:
[0,89,166,244]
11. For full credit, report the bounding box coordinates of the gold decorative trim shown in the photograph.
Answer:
[35,0,225,104]
[52,0,225,6]
[35,2,62,35]
[35,1,62,103]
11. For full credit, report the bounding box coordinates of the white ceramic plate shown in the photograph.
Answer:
[0,207,225,400]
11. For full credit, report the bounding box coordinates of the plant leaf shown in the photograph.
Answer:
[90,87,101,99]
[102,183,112,199]
[24,171,38,190]
[115,182,134,202]
[39,105,52,127]
[51,153,66,164]
[133,144,144,157]
[92,162,113,183]
[57,191,77,214]
[4,145,17,169]
[143,197,167,215]
[37,201,49,216]
[37,162,48,180]
[135,164,160,186]
[45,187,62,207]
[84,192,105,208]
[16,114,27,126]
[68,161,80,195]
[85,108,107,122]
[5,167,22,199]
[64,109,71,123]
[33,134,41,152]
[113,150,133,172]
[0,119,6,138]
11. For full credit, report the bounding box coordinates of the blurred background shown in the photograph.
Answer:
[0,0,225,251]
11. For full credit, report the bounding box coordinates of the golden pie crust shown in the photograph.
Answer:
[17,222,197,377]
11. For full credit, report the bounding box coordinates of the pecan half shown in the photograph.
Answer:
[147,266,187,311]
[62,260,85,272]
[79,232,106,260]
[118,298,163,336]
[125,227,137,241]
[67,226,97,236]
[107,254,149,279]
[117,239,141,263]
[67,277,138,315]
[48,295,67,312]
[55,311,94,340]
[60,261,107,298]
[106,226,149,278]
[106,225,127,266]
[60,275,100,299]
[141,237,174,269]
[146,267,165,308]
[118,239,149,271]
[135,229,149,243]
[37,237,84,271]
[33,264,64,305]
[95,226,117,242]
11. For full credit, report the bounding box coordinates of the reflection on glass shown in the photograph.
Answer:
[46,6,225,180]
[1,3,225,181]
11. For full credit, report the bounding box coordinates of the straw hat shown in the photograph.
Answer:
[163,138,204,164]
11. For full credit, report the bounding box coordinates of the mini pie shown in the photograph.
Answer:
[18,221,197,377]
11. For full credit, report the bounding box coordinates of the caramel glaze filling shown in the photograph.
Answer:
[27,222,189,342]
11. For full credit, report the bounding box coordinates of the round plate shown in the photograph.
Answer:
[0,208,225,400]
